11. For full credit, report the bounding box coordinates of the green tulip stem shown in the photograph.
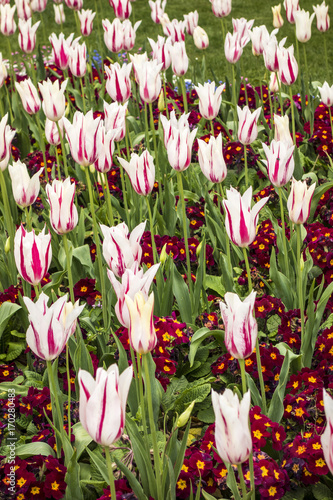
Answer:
[62,234,75,303]
[324,36,329,79]
[55,145,62,180]
[241,60,249,107]
[302,43,309,96]
[249,452,256,500]
[39,12,47,46]
[277,73,283,116]
[242,247,252,293]
[104,446,116,500]
[163,72,169,119]
[35,114,48,181]
[79,78,86,114]
[143,353,163,500]
[237,464,248,499]
[103,172,114,226]
[329,108,333,143]
[116,142,129,227]
[5,37,14,95]
[296,223,305,361]
[220,18,226,43]
[0,169,16,282]
[268,87,274,139]
[278,187,289,276]
[144,101,150,152]
[136,354,148,440]
[289,86,296,146]
[238,358,247,395]
[232,64,238,137]
[29,54,38,89]
[177,171,193,298]
[46,360,64,459]
[243,144,248,190]
[65,343,71,442]
[149,102,163,212]
[33,285,40,299]
[180,76,188,113]
[146,196,158,265]
[85,167,108,330]
[125,120,131,161]
[24,206,32,231]
[57,121,69,178]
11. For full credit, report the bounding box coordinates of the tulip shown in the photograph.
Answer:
[77,9,96,36]
[198,133,227,183]
[68,41,87,78]
[104,101,127,142]
[109,0,131,20]
[287,177,316,225]
[0,4,16,36]
[232,17,254,45]
[237,105,262,145]
[220,291,257,359]
[14,225,52,286]
[0,114,15,163]
[160,110,190,148]
[118,150,155,196]
[9,160,43,207]
[195,81,225,121]
[211,0,232,18]
[283,0,299,24]
[274,114,293,148]
[162,18,185,43]
[223,186,269,247]
[15,78,40,115]
[125,292,156,354]
[18,18,40,54]
[224,32,245,64]
[269,71,280,93]
[263,35,286,72]
[167,126,197,172]
[170,41,188,76]
[45,117,64,146]
[100,221,145,278]
[63,110,101,166]
[321,389,333,475]
[24,292,84,361]
[313,1,330,32]
[15,0,31,20]
[105,63,132,103]
[318,82,333,107]
[102,18,124,53]
[149,0,166,24]
[78,364,133,447]
[53,4,65,25]
[136,59,163,103]
[123,19,141,51]
[294,9,315,42]
[49,32,75,70]
[46,178,78,235]
[212,388,252,464]
[148,36,172,70]
[0,53,7,88]
[38,78,68,121]
[30,0,47,12]
[262,140,295,188]
[193,26,209,49]
[272,4,284,28]
[184,10,198,36]
[250,25,270,56]
[64,0,83,9]
[94,126,117,173]
[277,44,298,85]
[107,262,160,327]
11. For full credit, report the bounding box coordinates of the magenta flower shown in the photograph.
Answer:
[277,44,298,85]
[287,177,316,224]
[237,105,262,145]
[46,178,79,235]
[8,160,43,207]
[15,78,41,115]
[262,139,295,187]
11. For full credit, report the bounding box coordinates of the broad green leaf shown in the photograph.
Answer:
[15,442,55,458]
[172,264,192,325]
[0,302,21,340]
[72,422,93,460]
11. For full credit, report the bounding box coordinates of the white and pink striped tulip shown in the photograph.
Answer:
[262,139,295,187]
[14,226,52,286]
[109,0,131,20]
[9,160,43,207]
[46,178,78,235]
[125,292,157,354]
[198,133,227,184]
[63,110,101,166]
[237,105,262,145]
[287,178,316,225]
[195,81,225,120]
[15,78,41,115]
[118,150,155,196]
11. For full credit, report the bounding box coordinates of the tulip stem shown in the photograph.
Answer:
[238,358,247,395]
[35,114,48,182]
[66,343,72,442]
[243,144,248,190]
[104,446,116,500]
[232,65,238,136]
[324,36,329,79]
[137,355,148,439]
[149,102,163,212]
[296,223,305,364]
[180,76,188,114]
[146,196,158,265]
[57,121,69,178]
[220,18,226,43]
[237,464,247,499]
[249,452,256,500]
[79,78,86,114]
[277,73,283,116]
[62,234,75,303]
[143,353,163,500]
[177,171,194,300]
[46,360,64,459]
[103,172,114,226]
[144,102,150,152]
[0,169,16,283]
[55,145,62,180]
[242,247,252,293]
[289,86,296,146]
[116,142,129,227]
[24,206,32,232]
[278,187,289,276]
[163,72,169,119]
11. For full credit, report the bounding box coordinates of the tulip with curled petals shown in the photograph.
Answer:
[287,177,316,225]
[160,110,190,148]
[109,0,131,20]
[24,292,84,361]
[94,126,117,174]
[136,59,163,103]
[170,41,188,76]
[118,150,155,196]
[123,19,141,51]
[77,9,96,36]
[14,225,52,286]
[162,18,185,43]
[0,4,16,36]
[224,32,245,64]
[18,18,40,54]
[15,0,31,20]
[272,4,284,28]
[294,9,315,42]
[149,0,166,24]
[274,114,293,148]
[49,32,75,71]
[183,10,198,36]
[103,101,127,142]
[148,36,172,70]
[263,34,286,72]
[223,186,269,247]
[193,26,209,49]
[262,140,295,187]
[63,110,101,166]
[53,4,65,25]
[212,388,252,464]
[38,78,68,121]
[9,160,43,207]
[232,17,254,45]
[277,44,298,85]
[15,78,41,115]
[64,0,83,10]
[318,82,333,107]
[166,126,197,172]
[129,52,148,82]
[30,0,47,12]
[78,364,133,447]
[68,41,87,78]
[102,18,124,53]
[125,292,156,354]
[210,0,232,18]
[100,221,145,278]
[195,81,225,120]
[105,63,132,103]
[313,1,330,32]
[250,25,270,56]
[45,117,64,146]
[283,0,299,24]
[46,178,78,235]
[237,105,262,145]
[320,389,333,475]
[198,133,227,184]
[220,291,257,359]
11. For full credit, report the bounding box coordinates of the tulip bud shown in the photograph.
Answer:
[196,241,203,258]
[38,78,68,122]
[109,0,132,20]
[193,26,209,49]
[158,89,165,112]
[183,11,198,36]
[211,0,232,18]
[287,177,316,225]
[46,178,79,234]
[197,133,227,183]
[272,4,284,28]
[149,0,166,24]
[318,82,333,107]
[274,114,293,148]
[125,291,157,354]
[294,9,315,43]
[277,44,298,85]
[5,237,10,253]
[195,81,225,120]
[159,243,168,264]
[177,400,195,428]
[63,110,101,166]
[283,0,300,24]
[313,1,330,32]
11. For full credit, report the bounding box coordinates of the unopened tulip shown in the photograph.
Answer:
[136,59,163,103]
[283,0,299,24]
[313,1,330,32]
[109,0,131,20]
[318,82,333,107]
[223,186,269,247]
[53,4,65,25]
[118,150,155,196]
[220,291,257,359]
[68,41,87,77]
[63,110,101,166]
[46,178,78,234]
[148,35,172,70]
[287,177,316,224]
[78,364,133,447]
[94,126,117,173]
[167,126,197,172]
[125,292,156,354]
[100,221,145,278]
[24,293,84,361]
[45,117,64,146]
[193,26,209,49]
[262,140,295,187]
[250,25,270,56]
[294,9,315,42]
[9,160,43,207]
[184,10,198,36]
[321,389,333,475]
[38,78,68,121]
[15,0,31,20]
[274,114,293,148]
[160,110,190,148]
[0,114,15,163]
[0,54,7,87]
[49,32,75,70]
[149,0,166,24]
[15,78,40,115]
[237,105,262,145]
[107,263,160,327]
[0,4,16,35]
[18,18,40,53]
[195,81,225,120]
[170,41,188,76]
[211,0,232,18]
[30,0,47,12]
[14,225,52,286]
[102,18,124,53]
[277,44,298,85]
[224,32,245,64]
[269,71,280,93]
[212,389,252,464]
[104,101,127,142]
[272,4,284,28]
[78,9,96,36]
[105,62,132,103]
[162,18,185,43]
[198,133,227,183]
[123,19,141,51]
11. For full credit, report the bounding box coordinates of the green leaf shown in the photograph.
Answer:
[312,482,333,500]
[15,442,55,458]
[0,302,21,340]
[197,407,215,424]
[65,449,84,500]
[72,422,93,460]
[172,264,192,325]
[204,274,225,297]
[202,490,218,500]
[269,248,295,310]
[189,328,224,367]
[86,448,109,483]
[113,455,148,500]
[267,315,281,334]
